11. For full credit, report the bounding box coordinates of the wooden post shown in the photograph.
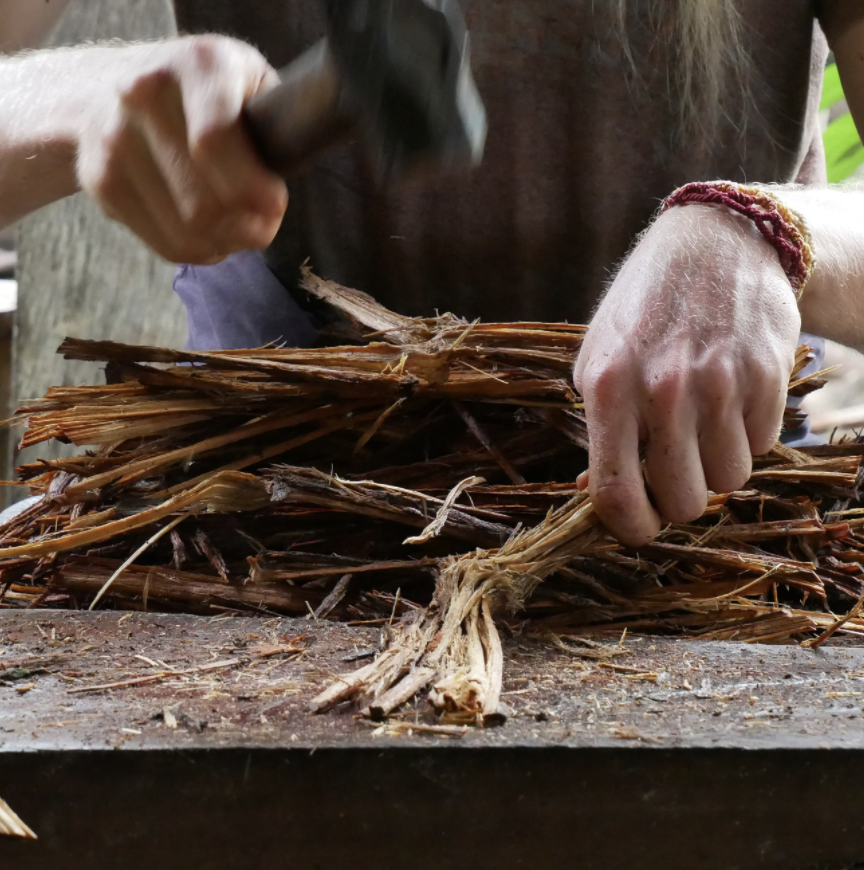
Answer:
[10,0,185,493]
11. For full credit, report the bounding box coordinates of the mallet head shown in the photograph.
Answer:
[244,0,487,181]
[327,0,487,176]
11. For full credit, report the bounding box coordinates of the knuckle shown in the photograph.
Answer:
[263,183,289,219]
[646,366,687,412]
[696,361,736,412]
[182,34,261,77]
[749,345,793,383]
[760,351,788,381]
[582,360,627,401]
[119,67,175,109]
[749,364,787,401]
[183,34,225,73]
[699,355,734,390]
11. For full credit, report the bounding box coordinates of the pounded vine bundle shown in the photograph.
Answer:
[2,269,862,724]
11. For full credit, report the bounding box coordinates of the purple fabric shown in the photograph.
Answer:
[174,250,316,351]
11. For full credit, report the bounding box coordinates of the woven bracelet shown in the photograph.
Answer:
[660,180,815,299]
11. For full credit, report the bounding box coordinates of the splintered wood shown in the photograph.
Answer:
[2,268,863,725]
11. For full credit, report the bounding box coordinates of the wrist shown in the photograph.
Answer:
[651,202,786,277]
[660,181,815,299]
[635,203,800,329]
[8,42,174,156]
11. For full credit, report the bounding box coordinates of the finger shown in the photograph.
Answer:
[106,121,226,264]
[121,70,222,225]
[585,389,660,547]
[126,69,279,255]
[176,40,287,234]
[185,86,288,224]
[743,374,788,456]
[123,137,230,266]
[98,162,222,266]
[576,470,589,491]
[80,110,224,263]
[698,412,752,494]
[643,411,708,523]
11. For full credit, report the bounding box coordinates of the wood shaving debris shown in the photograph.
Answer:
[0,796,36,839]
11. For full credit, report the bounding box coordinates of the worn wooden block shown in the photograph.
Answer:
[3,611,864,869]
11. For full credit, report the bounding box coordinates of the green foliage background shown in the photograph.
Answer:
[822,63,864,182]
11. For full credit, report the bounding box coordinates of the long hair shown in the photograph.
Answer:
[613,0,752,140]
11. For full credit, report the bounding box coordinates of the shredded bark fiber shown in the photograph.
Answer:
[2,267,863,726]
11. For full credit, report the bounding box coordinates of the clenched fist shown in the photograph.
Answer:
[74,36,287,264]
[573,203,801,547]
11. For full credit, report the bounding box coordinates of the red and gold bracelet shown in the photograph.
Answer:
[660,180,815,299]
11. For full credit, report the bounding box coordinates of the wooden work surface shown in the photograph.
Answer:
[6,610,864,870]
[3,610,864,750]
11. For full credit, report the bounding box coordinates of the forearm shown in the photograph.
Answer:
[779,185,864,350]
[0,41,209,229]
[0,34,286,260]
[0,45,127,226]
[800,17,864,349]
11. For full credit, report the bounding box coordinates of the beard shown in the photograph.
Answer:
[612,0,751,140]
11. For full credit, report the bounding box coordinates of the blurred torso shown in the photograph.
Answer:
[175,0,830,322]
